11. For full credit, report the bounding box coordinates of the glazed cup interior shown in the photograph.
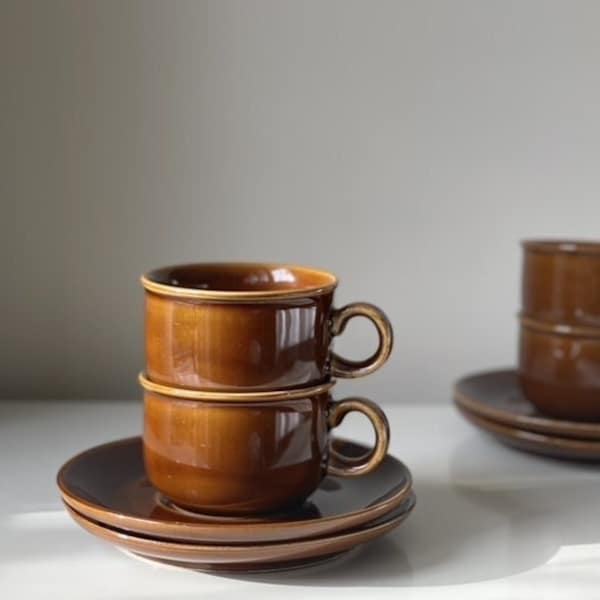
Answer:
[144,263,337,294]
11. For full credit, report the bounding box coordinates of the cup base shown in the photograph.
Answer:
[155,493,322,521]
[519,373,600,422]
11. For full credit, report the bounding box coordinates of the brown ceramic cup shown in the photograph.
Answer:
[142,263,393,391]
[139,374,390,515]
[518,240,600,421]
[521,240,600,327]
[518,318,600,421]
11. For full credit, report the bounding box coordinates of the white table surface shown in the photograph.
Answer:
[1,398,599,598]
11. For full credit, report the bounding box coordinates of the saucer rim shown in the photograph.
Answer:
[456,403,600,460]
[57,436,413,544]
[63,492,416,564]
[121,546,354,574]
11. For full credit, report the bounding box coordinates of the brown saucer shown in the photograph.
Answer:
[456,403,600,461]
[121,548,352,574]
[454,369,600,440]
[57,437,413,544]
[63,495,415,572]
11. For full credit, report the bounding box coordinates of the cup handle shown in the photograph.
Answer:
[330,303,393,378]
[326,397,390,477]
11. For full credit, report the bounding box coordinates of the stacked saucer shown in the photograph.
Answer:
[454,369,600,461]
[58,437,415,572]
[58,263,415,572]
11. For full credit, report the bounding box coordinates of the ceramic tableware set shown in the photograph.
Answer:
[58,263,415,572]
[455,240,600,461]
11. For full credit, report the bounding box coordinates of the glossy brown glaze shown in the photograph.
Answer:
[456,403,600,461]
[143,263,393,391]
[144,390,327,515]
[141,383,390,515]
[519,240,600,421]
[57,437,412,543]
[518,323,600,421]
[454,369,600,440]
[63,495,416,572]
[521,240,600,327]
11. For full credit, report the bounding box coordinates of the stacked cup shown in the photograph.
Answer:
[519,240,600,421]
[139,263,394,515]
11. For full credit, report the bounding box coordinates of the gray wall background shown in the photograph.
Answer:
[3,0,600,403]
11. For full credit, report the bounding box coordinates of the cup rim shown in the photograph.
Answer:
[139,372,336,401]
[518,313,600,339]
[141,262,338,301]
[522,239,600,256]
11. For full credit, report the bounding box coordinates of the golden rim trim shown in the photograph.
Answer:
[141,263,338,301]
[519,314,600,339]
[139,373,335,401]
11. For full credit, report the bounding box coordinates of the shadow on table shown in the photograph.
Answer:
[227,433,600,587]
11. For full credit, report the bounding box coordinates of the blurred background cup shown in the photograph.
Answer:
[518,240,600,421]
[142,263,393,391]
